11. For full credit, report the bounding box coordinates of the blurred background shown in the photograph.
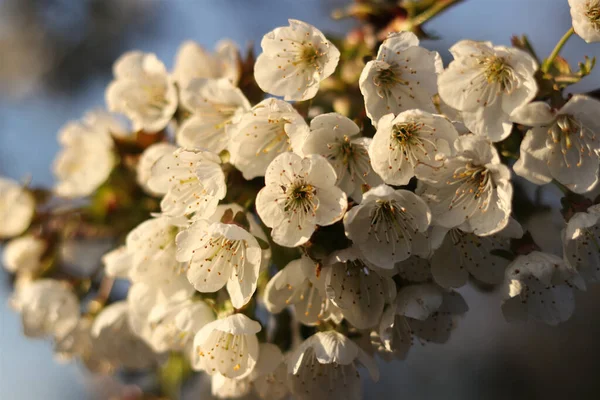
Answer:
[1,0,600,399]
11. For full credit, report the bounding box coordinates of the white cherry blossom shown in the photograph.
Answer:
[264,256,341,326]
[176,219,262,308]
[0,177,35,239]
[502,251,583,325]
[106,51,177,133]
[148,148,226,222]
[2,234,46,274]
[177,78,251,153]
[137,142,177,196]
[229,98,309,180]
[416,134,513,236]
[256,152,347,247]
[10,279,80,339]
[438,40,538,142]
[359,31,442,125]
[324,247,396,329]
[369,110,459,185]
[569,0,600,43]
[430,218,523,288]
[287,331,379,400]
[563,204,600,284]
[91,302,157,370]
[53,110,120,198]
[192,313,261,379]
[254,19,340,101]
[302,112,382,201]
[511,95,600,193]
[172,40,240,89]
[373,285,468,359]
[344,184,431,269]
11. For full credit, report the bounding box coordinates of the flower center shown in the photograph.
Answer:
[300,44,321,66]
[448,163,493,211]
[586,2,600,29]
[548,114,597,168]
[372,64,409,93]
[284,182,317,216]
[325,136,372,184]
[389,122,440,167]
[479,55,515,95]
[138,81,169,115]
[392,122,420,143]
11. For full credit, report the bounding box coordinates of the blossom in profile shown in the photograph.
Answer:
[430,219,523,288]
[562,204,600,284]
[0,177,35,239]
[106,51,177,133]
[344,184,431,269]
[256,152,347,247]
[229,98,309,180]
[369,110,459,186]
[175,219,262,308]
[192,313,261,379]
[511,95,600,193]
[569,0,600,43]
[438,40,538,142]
[254,19,340,101]
[263,256,342,326]
[287,331,379,400]
[2,235,46,274]
[148,148,226,223]
[177,78,251,153]
[324,247,397,329]
[10,279,80,339]
[502,251,583,325]
[53,110,122,198]
[360,31,442,125]
[416,135,513,236]
[302,112,382,202]
[172,40,240,89]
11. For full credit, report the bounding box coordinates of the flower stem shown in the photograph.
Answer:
[541,27,575,73]
[412,0,463,27]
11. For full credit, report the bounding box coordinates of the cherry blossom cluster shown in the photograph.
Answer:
[2,1,600,398]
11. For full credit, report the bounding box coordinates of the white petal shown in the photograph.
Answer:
[510,102,555,126]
